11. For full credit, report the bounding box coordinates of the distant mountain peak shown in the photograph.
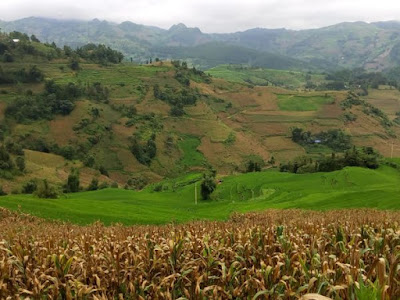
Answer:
[169,23,188,31]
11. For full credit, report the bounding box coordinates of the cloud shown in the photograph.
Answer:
[0,0,399,32]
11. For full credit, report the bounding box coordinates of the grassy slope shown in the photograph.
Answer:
[277,94,333,111]
[207,65,326,89]
[1,166,399,225]
[2,47,400,192]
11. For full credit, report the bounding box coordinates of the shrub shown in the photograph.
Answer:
[200,171,216,200]
[126,176,148,190]
[21,180,37,194]
[34,180,58,199]
[99,166,109,177]
[0,186,7,196]
[342,112,357,123]
[130,135,157,166]
[65,170,80,193]
[246,160,263,172]
[111,182,118,188]
[83,155,95,167]
[87,178,99,191]
[98,182,109,190]
[15,156,25,172]
[69,57,80,70]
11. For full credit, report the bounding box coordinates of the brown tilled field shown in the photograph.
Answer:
[0,208,399,299]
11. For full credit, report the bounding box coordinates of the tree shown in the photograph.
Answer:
[246,160,262,172]
[170,105,185,116]
[69,57,80,71]
[2,50,14,63]
[130,135,157,166]
[30,34,40,43]
[268,156,276,165]
[111,182,118,188]
[22,179,37,194]
[65,169,80,193]
[0,186,7,196]
[15,156,25,172]
[200,172,216,200]
[0,146,14,170]
[84,155,95,167]
[99,165,109,177]
[35,179,58,198]
[87,178,99,191]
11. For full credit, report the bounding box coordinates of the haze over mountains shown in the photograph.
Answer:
[2,17,400,70]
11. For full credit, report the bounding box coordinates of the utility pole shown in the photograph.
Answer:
[195,182,198,205]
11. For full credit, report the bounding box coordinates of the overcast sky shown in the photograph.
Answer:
[0,0,400,33]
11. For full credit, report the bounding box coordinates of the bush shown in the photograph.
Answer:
[15,156,25,172]
[65,170,80,193]
[0,146,15,171]
[98,182,109,190]
[126,176,148,190]
[99,166,109,177]
[2,51,14,63]
[35,180,58,199]
[130,135,157,166]
[200,171,217,200]
[342,112,357,123]
[86,82,109,102]
[83,155,95,167]
[111,182,118,188]
[21,180,37,194]
[87,178,99,191]
[246,160,262,172]
[0,186,7,196]
[69,57,80,70]
[170,105,185,117]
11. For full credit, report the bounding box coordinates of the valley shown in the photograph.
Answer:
[1,8,400,299]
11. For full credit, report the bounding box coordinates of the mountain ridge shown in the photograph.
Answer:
[2,17,400,70]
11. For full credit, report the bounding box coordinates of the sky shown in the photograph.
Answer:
[0,0,400,33]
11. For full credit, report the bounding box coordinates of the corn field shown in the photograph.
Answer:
[0,208,399,299]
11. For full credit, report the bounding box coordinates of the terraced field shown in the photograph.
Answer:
[0,166,399,225]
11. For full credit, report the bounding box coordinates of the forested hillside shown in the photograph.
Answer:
[3,18,400,70]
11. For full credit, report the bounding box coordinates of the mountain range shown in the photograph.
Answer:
[2,17,400,70]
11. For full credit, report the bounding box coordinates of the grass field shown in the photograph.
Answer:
[277,94,334,111]
[178,135,205,167]
[0,165,399,225]
[207,65,327,89]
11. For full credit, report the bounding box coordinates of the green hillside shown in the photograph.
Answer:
[0,18,311,70]
[207,64,326,89]
[0,166,399,224]
[1,30,400,222]
[3,18,400,70]
[153,43,310,70]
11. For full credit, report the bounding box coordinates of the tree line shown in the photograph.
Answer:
[0,30,124,65]
[291,128,352,152]
[279,147,380,174]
